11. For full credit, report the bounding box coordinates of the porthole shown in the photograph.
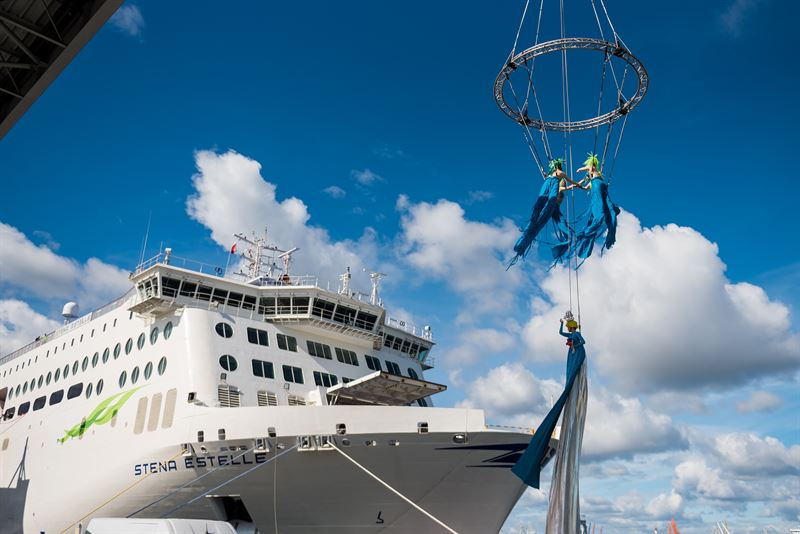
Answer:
[30,378,35,391]
[37,375,43,388]
[63,364,70,378]
[46,372,52,385]
[72,360,79,375]
[137,333,145,350]
[163,321,173,340]
[157,356,167,375]
[119,371,127,388]
[96,379,104,396]
[125,338,133,354]
[15,384,20,396]
[23,382,28,394]
[54,368,61,382]
[82,356,89,372]
[86,382,93,399]
[215,322,233,338]
[102,348,110,364]
[114,343,121,359]
[131,366,140,384]
[92,352,99,368]
[144,362,153,380]
[219,354,238,372]
[150,327,159,345]
[7,388,12,400]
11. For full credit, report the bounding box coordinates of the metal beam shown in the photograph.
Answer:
[0,61,36,69]
[0,9,66,48]
[0,85,23,99]
[0,19,41,64]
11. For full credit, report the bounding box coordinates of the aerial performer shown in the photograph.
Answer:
[509,158,581,266]
[512,312,588,533]
[565,153,621,263]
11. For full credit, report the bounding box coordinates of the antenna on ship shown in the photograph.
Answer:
[278,247,298,284]
[365,270,387,306]
[339,266,352,297]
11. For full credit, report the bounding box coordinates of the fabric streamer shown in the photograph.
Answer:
[571,175,619,260]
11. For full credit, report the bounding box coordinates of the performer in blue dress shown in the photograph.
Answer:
[571,154,620,261]
[510,159,580,267]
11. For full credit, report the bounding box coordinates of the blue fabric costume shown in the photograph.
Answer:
[512,324,586,488]
[509,160,570,267]
[572,176,619,260]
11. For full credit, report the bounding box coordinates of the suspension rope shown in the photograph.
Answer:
[508,0,531,61]
[331,443,459,534]
[592,52,610,156]
[606,113,628,184]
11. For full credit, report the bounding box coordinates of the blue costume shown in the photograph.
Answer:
[512,323,587,488]
[509,160,570,267]
[572,176,619,260]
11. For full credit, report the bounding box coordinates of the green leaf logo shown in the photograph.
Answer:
[58,386,145,443]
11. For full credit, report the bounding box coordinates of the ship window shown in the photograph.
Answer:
[276,334,297,352]
[417,398,428,407]
[334,305,357,326]
[67,383,83,399]
[311,298,335,320]
[276,297,291,314]
[131,366,141,384]
[385,361,401,375]
[219,355,238,372]
[335,348,359,366]
[114,343,121,359]
[313,371,338,388]
[258,296,276,315]
[242,294,257,311]
[119,371,127,388]
[342,377,353,383]
[144,362,153,379]
[63,364,69,379]
[293,296,310,314]
[30,378,35,391]
[137,333,146,350]
[102,348,109,364]
[125,338,134,355]
[37,375,43,388]
[307,340,332,360]
[211,288,228,305]
[92,352,99,368]
[18,402,30,415]
[164,321,173,340]
[113,318,117,327]
[247,327,269,346]
[97,379,104,396]
[196,285,212,301]
[72,361,79,375]
[14,384,20,396]
[402,340,412,354]
[383,334,394,348]
[356,311,378,330]
[33,396,46,411]
[365,355,382,371]
[150,327,159,345]
[162,277,181,298]
[22,382,27,394]
[227,292,243,308]
[215,322,234,338]
[392,337,403,351]
[178,281,197,298]
[54,368,61,382]
[49,390,64,405]
[85,382,93,399]
[82,356,89,372]
[252,359,275,379]
[46,371,52,385]
[158,356,167,375]
[408,368,419,379]
[3,407,14,420]
[282,365,304,384]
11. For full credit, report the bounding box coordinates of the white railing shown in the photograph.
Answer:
[384,316,433,341]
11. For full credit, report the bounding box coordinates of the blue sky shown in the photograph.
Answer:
[1,1,798,532]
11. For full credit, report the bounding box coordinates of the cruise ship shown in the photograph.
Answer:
[0,233,553,534]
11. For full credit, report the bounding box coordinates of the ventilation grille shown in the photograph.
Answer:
[287,395,306,406]
[218,385,241,408]
[257,390,278,407]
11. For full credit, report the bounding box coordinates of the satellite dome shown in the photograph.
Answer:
[62,302,80,321]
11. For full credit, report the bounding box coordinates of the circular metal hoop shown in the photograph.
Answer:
[494,37,649,132]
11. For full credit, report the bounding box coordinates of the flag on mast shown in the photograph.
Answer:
[230,243,237,254]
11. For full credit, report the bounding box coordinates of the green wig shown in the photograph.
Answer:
[548,158,564,174]
[583,153,600,170]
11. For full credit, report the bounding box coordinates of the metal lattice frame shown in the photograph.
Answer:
[494,37,648,132]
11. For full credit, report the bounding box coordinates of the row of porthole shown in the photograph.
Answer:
[6,322,173,402]
[119,357,168,388]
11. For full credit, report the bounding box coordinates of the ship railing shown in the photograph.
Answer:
[0,289,135,364]
[134,252,227,278]
[384,316,433,341]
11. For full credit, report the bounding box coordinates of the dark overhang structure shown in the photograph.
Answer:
[0,0,123,140]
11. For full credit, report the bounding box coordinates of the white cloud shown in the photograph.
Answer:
[456,363,559,420]
[351,168,383,186]
[465,190,494,204]
[713,432,800,477]
[110,4,145,37]
[373,145,405,159]
[674,458,736,499]
[521,211,800,394]
[185,150,380,287]
[323,185,346,199]
[0,222,129,309]
[720,0,764,36]
[735,390,783,413]
[645,490,683,519]
[0,299,61,355]
[441,327,517,366]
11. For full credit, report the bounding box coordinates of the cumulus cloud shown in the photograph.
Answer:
[645,490,683,519]
[465,190,494,204]
[674,458,737,499]
[0,300,61,355]
[0,222,129,308]
[351,168,383,186]
[323,185,346,199]
[456,363,559,420]
[713,432,800,477]
[186,150,380,287]
[110,4,145,37]
[720,0,765,37]
[441,327,517,366]
[736,390,783,413]
[521,211,799,394]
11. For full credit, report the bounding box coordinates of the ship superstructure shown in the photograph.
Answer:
[0,233,552,534]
